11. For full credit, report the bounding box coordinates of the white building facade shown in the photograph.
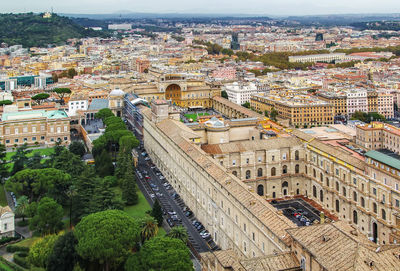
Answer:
[224,82,258,105]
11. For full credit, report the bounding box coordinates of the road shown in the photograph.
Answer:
[136,154,211,253]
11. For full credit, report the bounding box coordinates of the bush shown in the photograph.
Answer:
[0,256,25,271]
[14,252,30,269]
[17,220,29,227]
[0,236,19,245]
[6,244,29,253]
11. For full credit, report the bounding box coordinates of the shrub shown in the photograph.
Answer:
[17,220,29,227]
[14,252,30,268]
[0,256,25,271]
[6,244,29,253]
[0,236,19,245]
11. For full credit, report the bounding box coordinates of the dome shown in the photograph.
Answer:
[109,88,125,96]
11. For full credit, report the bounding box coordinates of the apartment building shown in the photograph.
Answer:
[356,122,400,154]
[223,82,258,105]
[317,91,347,116]
[251,93,334,127]
[0,109,70,147]
[377,91,394,119]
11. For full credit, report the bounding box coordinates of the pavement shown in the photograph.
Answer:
[271,198,321,227]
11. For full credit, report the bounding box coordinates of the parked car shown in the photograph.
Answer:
[168,211,177,215]
[167,218,175,227]
[159,176,165,180]
[150,194,155,198]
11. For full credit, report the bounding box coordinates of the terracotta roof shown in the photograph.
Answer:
[240,252,300,271]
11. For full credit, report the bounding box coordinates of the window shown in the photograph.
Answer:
[64,137,68,141]
[40,136,45,140]
[243,241,247,252]
[23,126,28,133]
[5,140,9,144]
[313,169,316,178]
[373,188,377,195]
[272,155,275,161]
[257,168,263,177]
[396,199,400,208]
[15,128,18,134]
[3,223,7,231]
[353,178,357,185]
[320,190,324,202]
[257,185,264,196]
[14,139,18,143]
[382,209,386,220]
[396,183,399,191]
[271,167,276,176]
[282,153,287,160]
[243,223,246,232]
[232,171,237,177]
[336,168,339,176]
[32,127,36,133]
[382,194,386,203]
[295,150,299,160]
[373,203,377,213]
[23,138,27,142]
[326,177,330,187]
[282,165,287,174]
[245,170,251,180]
[353,210,358,224]
[361,197,365,207]
[313,186,317,198]
[295,164,299,174]
[246,158,249,164]
[232,160,236,166]
[258,156,262,162]
[336,200,340,212]
[353,191,357,202]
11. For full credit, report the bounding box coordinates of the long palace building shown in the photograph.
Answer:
[142,98,400,271]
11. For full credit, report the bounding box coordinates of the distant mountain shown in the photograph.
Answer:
[0,13,109,48]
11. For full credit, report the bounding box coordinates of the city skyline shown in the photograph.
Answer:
[2,0,400,16]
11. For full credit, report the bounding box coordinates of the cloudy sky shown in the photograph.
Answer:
[2,0,400,15]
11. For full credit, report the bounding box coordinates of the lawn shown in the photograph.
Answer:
[16,237,39,248]
[0,261,13,271]
[0,185,8,206]
[5,147,54,162]
[184,112,209,122]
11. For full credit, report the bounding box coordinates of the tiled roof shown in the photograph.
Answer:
[365,150,400,171]
[88,99,108,111]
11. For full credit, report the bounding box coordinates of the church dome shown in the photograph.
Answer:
[109,88,125,96]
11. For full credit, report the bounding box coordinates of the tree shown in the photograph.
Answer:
[167,226,188,243]
[242,102,250,108]
[221,90,228,99]
[10,143,31,175]
[52,149,86,178]
[15,196,29,222]
[151,200,163,226]
[29,197,64,235]
[125,237,194,271]
[140,217,158,243]
[270,108,278,121]
[47,231,81,271]
[115,150,130,180]
[95,149,114,177]
[74,210,141,271]
[119,135,139,153]
[26,152,44,169]
[67,68,77,79]
[53,88,71,105]
[94,180,124,211]
[28,234,59,269]
[68,141,86,157]
[121,164,138,205]
[32,93,50,105]
[51,73,58,83]
[0,100,13,106]
[6,168,71,203]
[0,144,8,182]
[264,110,269,117]
[95,108,114,121]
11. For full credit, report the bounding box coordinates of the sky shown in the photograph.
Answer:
[2,0,400,16]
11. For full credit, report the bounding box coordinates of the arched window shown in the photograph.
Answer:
[295,150,299,160]
[232,171,237,177]
[361,197,365,207]
[320,173,323,182]
[336,182,339,191]
[246,170,251,180]
[353,210,358,224]
[313,186,317,198]
[282,181,288,188]
[295,164,299,174]
[326,177,329,187]
[282,165,288,174]
[305,166,308,174]
[336,200,340,212]
[382,209,386,220]
[313,169,316,178]
[353,191,357,202]
[257,185,264,196]
[271,167,276,176]
[296,189,300,195]
[373,203,377,213]
[257,168,263,177]
[320,190,324,202]
[342,187,347,197]
[272,192,276,198]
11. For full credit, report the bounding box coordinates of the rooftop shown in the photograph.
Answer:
[1,109,68,121]
[365,149,400,171]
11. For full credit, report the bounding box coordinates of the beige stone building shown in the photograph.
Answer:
[356,122,400,154]
[143,100,400,270]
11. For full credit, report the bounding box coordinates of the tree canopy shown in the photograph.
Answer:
[74,210,141,271]
[28,234,59,269]
[95,108,114,121]
[29,197,64,235]
[32,93,50,104]
[47,231,81,271]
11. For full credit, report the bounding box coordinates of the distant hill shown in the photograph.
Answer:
[0,13,109,48]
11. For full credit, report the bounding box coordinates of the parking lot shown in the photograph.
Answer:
[136,150,218,257]
[270,198,321,227]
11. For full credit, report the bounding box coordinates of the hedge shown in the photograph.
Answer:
[0,236,20,246]
[6,245,29,253]
[13,253,29,269]
[0,256,25,271]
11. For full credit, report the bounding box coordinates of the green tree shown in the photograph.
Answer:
[30,197,64,235]
[125,237,194,271]
[94,179,124,211]
[140,217,158,243]
[53,88,71,105]
[95,108,114,121]
[28,234,59,268]
[15,195,29,222]
[95,149,114,177]
[0,100,13,106]
[221,90,228,99]
[0,144,8,182]
[32,93,50,105]
[119,135,139,153]
[167,226,188,243]
[47,231,81,271]
[67,68,77,78]
[74,210,141,271]
[151,200,163,226]
[10,143,31,175]
[26,152,44,169]
[52,149,86,178]
[270,108,278,121]
[115,150,130,180]
[242,102,250,108]
[68,141,86,157]
[121,166,138,206]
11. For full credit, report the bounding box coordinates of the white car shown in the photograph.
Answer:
[159,176,165,180]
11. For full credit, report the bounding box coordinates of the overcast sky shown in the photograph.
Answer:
[2,0,400,15]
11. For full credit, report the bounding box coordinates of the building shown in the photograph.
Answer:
[67,98,88,117]
[212,67,237,80]
[288,53,354,63]
[124,93,148,141]
[0,109,70,147]
[136,58,150,73]
[251,93,334,127]
[346,90,368,117]
[223,82,258,105]
[108,88,125,117]
[318,91,348,116]
[377,91,394,119]
[356,122,400,154]
[130,73,220,108]
[0,206,14,237]
[108,24,132,30]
